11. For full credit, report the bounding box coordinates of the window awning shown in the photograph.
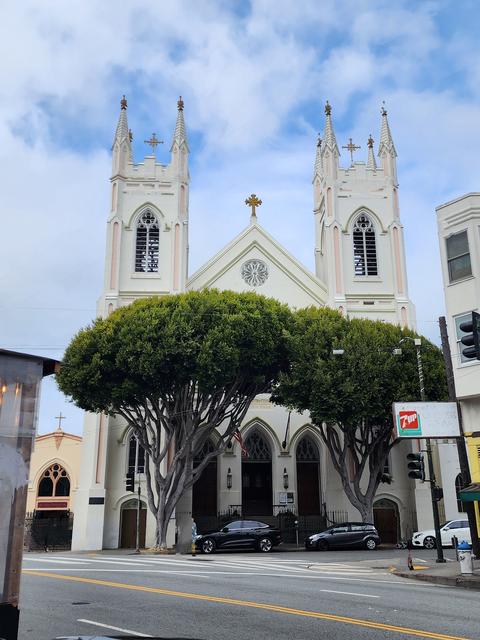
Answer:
[459,483,480,502]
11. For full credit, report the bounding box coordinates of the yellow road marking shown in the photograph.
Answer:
[22,569,471,640]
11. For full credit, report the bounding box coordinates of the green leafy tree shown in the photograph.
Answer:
[57,290,293,549]
[272,307,447,523]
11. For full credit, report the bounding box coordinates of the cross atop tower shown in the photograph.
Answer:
[144,133,164,155]
[245,194,262,220]
[55,412,66,430]
[342,137,361,165]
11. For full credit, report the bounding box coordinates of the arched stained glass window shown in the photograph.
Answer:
[244,430,271,460]
[296,436,320,461]
[353,214,378,276]
[194,439,216,462]
[37,464,70,497]
[135,209,160,273]
[128,434,145,474]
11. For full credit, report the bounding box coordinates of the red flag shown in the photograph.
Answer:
[233,429,249,458]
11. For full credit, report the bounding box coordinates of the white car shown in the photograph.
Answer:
[412,519,471,549]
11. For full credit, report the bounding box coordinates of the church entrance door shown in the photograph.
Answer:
[373,498,399,544]
[120,499,146,548]
[192,440,218,518]
[242,430,272,516]
[296,436,321,515]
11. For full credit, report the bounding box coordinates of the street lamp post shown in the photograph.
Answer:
[400,337,446,563]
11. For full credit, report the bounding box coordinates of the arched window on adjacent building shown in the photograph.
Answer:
[135,209,160,273]
[38,464,70,497]
[353,214,378,276]
[128,434,145,474]
[455,473,466,512]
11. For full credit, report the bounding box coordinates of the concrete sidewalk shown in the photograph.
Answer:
[392,556,480,590]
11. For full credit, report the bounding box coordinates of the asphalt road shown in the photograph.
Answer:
[19,548,479,640]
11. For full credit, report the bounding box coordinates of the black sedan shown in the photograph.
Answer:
[195,520,282,554]
[305,522,381,551]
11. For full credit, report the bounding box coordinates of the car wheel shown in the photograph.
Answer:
[258,537,273,553]
[201,538,216,554]
[423,536,436,550]
[316,539,329,551]
[365,537,377,550]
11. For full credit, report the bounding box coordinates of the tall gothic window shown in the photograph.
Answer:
[128,434,145,474]
[244,430,271,460]
[353,214,378,276]
[135,210,160,273]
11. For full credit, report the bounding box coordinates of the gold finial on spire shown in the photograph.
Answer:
[325,100,332,115]
[245,193,262,218]
[129,129,133,142]
[367,134,374,148]
[177,95,184,111]
[120,95,127,110]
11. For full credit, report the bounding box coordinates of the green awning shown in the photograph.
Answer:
[459,483,480,502]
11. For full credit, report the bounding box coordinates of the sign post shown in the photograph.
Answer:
[392,401,459,564]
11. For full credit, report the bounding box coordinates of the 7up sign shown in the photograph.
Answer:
[392,402,460,440]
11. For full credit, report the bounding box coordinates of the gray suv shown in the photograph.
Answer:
[305,522,380,551]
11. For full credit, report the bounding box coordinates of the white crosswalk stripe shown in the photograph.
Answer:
[23,553,385,580]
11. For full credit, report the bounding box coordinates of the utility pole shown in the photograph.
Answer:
[439,316,480,557]
[135,482,141,554]
[414,339,445,563]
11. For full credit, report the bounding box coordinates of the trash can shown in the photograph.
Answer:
[458,541,473,575]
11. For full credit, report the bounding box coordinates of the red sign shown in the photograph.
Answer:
[37,501,68,509]
[399,410,419,431]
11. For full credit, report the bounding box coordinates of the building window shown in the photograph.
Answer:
[244,430,271,460]
[128,434,145,473]
[446,231,472,282]
[38,464,70,497]
[455,473,466,512]
[454,312,474,364]
[353,214,378,276]
[135,210,160,273]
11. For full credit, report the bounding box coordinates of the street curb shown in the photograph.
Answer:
[393,569,480,590]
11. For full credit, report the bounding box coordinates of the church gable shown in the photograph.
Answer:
[187,223,327,308]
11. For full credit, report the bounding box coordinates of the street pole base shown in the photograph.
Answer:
[436,558,447,563]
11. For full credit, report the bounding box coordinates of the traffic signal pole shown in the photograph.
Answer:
[439,316,480,558]
[135,484,141,554]
[415,342,446,563]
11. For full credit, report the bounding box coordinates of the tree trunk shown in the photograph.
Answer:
[357,502,374,524]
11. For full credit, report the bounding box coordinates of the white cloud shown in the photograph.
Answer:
[0,1,479,433]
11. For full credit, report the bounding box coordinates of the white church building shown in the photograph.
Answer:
[71,97,457,551]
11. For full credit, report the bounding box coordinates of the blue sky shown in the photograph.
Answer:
[1,0,479,435]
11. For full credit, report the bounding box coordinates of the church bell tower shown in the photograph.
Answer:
[313,102,414,327]
[101,95,190,318]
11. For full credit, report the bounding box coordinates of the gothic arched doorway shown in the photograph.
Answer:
[296,435,321,515]
[242,429,272,516]
[373,498,400,544]
[192,439,218,518]
[120,499,146,548]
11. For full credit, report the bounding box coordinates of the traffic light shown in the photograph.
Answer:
[125,471,135,492]
[460,311,480,360]
[407,453,425,480]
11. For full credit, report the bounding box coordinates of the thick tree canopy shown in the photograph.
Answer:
[57,289,293,414]
[272,307,447,521]
[57,289,293,548]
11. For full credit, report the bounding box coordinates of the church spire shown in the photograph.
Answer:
[112,95,133,175]
[313,134,323,179]
[377,104,397,181]
[322,101,340,156]
[321,101,339,178]
[170,96,189,152]
[366,134,377,170]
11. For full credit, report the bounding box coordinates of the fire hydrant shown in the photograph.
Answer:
[458,541,473,575]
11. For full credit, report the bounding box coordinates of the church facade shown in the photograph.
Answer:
[72,97,451,551]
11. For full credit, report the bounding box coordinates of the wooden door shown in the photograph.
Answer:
[120,508,146,548]
[374,507,398,544]
[297,462,320,515]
